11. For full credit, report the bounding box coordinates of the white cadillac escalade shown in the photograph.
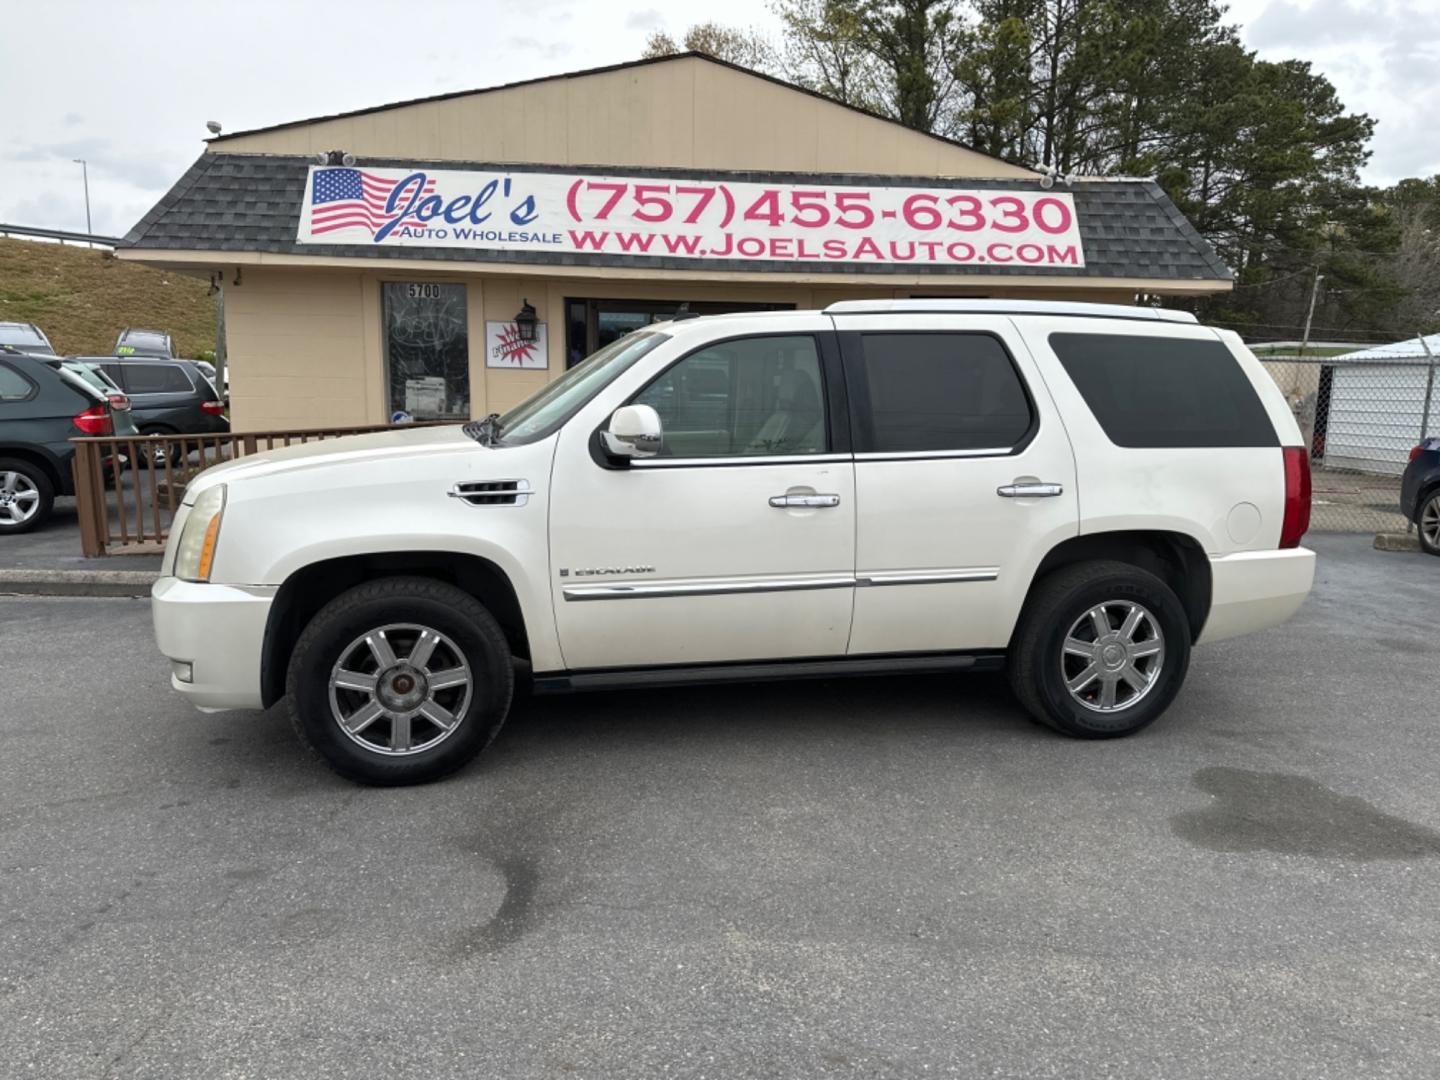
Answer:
[152,301,1315,785]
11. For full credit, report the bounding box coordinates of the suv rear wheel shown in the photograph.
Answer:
[287,576,515,785]
[1008,561,1191,738]
[0,458,55,534]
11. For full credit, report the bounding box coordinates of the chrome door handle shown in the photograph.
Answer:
[769,493,841,508]
[997,482,1064,498]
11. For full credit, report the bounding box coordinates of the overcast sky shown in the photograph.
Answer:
[1,0,1436,238]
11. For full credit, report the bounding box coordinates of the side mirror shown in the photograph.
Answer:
[601,404,663,459]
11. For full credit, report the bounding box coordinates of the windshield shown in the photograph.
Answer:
[116,331,170,357]
[54,360,119,395]
[496,331,669,445]
[0,325,52,353]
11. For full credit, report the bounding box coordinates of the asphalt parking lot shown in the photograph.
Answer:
[2,533,1438,1079]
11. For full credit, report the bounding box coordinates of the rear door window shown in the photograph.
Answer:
[849,333,1033,453]
[1049,333,1277,448]
[124,363,193,394]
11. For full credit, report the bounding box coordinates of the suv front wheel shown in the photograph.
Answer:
[287,577,515,785]
[1008,561,1192,738]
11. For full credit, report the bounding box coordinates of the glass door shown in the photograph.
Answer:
[382,282,469,421]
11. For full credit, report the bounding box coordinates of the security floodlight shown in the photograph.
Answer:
[341,153,356,167]
[315,152,329,166]
[205,120,222,135]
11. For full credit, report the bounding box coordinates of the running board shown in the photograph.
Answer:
[531,652,1006,694]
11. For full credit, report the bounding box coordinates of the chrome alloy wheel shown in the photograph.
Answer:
[1422,495,1440,551]
[328,624,473,756]
[1061,601,1165,714]
[0,470,41,525]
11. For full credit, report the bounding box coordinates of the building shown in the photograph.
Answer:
[1320,334,1440,476]
[118,53,1232,432]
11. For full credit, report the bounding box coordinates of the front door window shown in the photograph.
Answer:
[382,282,469,421]
[632,335,827,458]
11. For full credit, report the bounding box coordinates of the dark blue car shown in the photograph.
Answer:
[1401,436,1440,555]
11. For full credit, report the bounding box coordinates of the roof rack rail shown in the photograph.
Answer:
[822,299,1199,324]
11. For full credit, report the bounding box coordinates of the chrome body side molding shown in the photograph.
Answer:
[561,568,998,601]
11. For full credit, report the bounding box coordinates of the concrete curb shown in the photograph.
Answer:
[0,569,157,597]
[1374,531,1422,553]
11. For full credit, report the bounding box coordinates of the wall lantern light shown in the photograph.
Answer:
[515,300,539,343]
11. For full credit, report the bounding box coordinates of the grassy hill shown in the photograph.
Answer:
[0,237,215,357]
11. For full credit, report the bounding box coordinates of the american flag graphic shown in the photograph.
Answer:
[309,168,437,237]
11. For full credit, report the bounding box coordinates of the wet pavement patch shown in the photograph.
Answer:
[455,856,541,957]
[1171,766,1440,860]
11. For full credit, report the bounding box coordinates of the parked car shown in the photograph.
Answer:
[75,356,228,459]
[114,328,174,359]
[1401,436,1440,555]
[37,355,124,396]
[0,350,136,533]
[151,300,1316,785]
[0,321,56,355]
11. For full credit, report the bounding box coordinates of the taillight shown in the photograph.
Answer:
[107,393,131,412]
[1280,446,1311,549]
[73,404,113,436]
[200,400,226,416]
[1411,445,1426,463]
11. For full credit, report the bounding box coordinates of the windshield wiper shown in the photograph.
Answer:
[463,413,504,446]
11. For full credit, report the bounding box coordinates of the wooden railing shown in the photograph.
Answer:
[71,423,457,557]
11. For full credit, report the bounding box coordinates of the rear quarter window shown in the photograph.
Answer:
[1049,333,1278,448]
[0,362,36,402]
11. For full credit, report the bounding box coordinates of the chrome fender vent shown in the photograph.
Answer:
[448,479,533,507]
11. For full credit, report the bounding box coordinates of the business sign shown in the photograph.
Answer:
[485,320,547,369]
[297,166,1084,269]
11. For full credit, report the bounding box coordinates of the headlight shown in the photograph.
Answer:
[175,484,226,582]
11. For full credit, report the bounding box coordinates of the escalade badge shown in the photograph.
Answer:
[562,566,656,578]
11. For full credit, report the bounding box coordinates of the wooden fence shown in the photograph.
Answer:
[71,424,456,557]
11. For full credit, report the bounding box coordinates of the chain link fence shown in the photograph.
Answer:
[1259,351,1439,533]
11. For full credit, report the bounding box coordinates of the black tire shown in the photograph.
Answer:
[0,457,55,535]
[1008,560,1191,739]
[1417,489,1440,557]
[286,576,515,785]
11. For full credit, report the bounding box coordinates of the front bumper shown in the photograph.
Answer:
[1198,547,1316,645]
[151,576,275,711]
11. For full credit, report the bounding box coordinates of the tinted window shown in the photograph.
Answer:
[633,336,826,458]
[1050,333,1278,448]
[124,363,193,394]
[0,363,34,401]
[855,333,1032,452]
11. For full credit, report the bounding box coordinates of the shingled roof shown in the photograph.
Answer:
[121,153,1232,283]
